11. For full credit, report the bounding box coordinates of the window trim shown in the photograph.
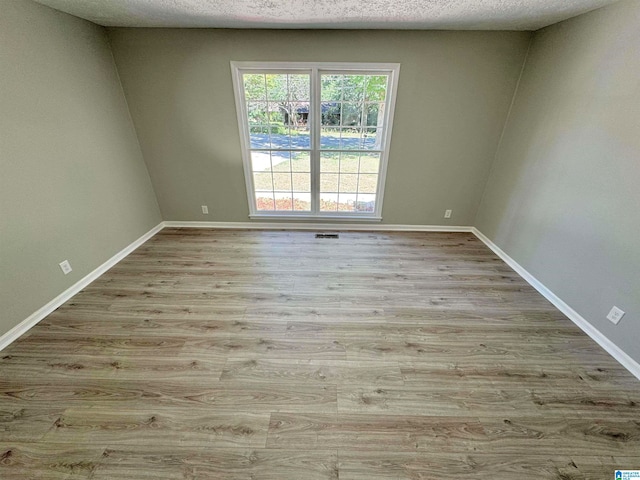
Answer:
[231,61,400,221]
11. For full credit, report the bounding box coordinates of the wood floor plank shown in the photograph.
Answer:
[337,451,628,480]
[42,408,270,448]
[0,443,104,479]
[244,306,389,324]
[0,407,62,442]
[182,336,347,359]
[337,384,537,416]
[220,358,404,385]
[0,353,225,382]
[528,386,640,418]
[398,362,624,391]
[36,316,285,338]
[382,306,573,325]
[92,446,339,480]
[342,335,604,360]
[2,333,185,357]
[267,413,640,456]
[0,379,337,413]
[338,384,640,418]
[283,321,585,337]
[267,413,487,451]
[477,416,640,456]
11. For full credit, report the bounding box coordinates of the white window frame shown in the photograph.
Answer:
[231,61,400,221]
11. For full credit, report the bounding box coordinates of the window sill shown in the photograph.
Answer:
[249,214,382,222]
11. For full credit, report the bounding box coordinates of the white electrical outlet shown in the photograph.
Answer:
[606,306,625,325]
[201,205,209,214]
[444,209,452,219]
[59,260,72,275]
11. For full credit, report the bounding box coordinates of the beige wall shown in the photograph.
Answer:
[107,28,530,224]
[475,0,640,361]
[0,1,161,335]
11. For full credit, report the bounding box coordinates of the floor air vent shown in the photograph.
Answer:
[315,233,339,239]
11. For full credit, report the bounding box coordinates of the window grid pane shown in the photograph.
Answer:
[246,74,311,152]
[317,151,380,212]
[252,149,311,213]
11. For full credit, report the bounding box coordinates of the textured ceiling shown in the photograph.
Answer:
[34,0,619,30]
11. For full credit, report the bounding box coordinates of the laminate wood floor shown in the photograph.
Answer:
[1,228,639,479]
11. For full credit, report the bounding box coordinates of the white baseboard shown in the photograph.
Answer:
[0,222,164,352]
[162,221,473,232]
[472,227,640,381]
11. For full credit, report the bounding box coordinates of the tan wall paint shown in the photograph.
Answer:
[0,1,161,335]
[107,28,531,224]
[475,0,640,361]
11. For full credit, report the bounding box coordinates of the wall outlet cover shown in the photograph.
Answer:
[59,260,72,275]
[444,209,452,218]
[606,306,625,325]
[201,205,209,214]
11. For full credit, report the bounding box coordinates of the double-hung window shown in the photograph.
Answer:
[231,62,400,220]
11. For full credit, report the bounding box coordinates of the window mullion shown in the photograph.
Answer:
[310,67,321,215]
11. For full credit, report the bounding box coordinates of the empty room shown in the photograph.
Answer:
[1,0,639,478]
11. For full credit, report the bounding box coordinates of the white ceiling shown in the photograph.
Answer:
[34,0,619,30]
